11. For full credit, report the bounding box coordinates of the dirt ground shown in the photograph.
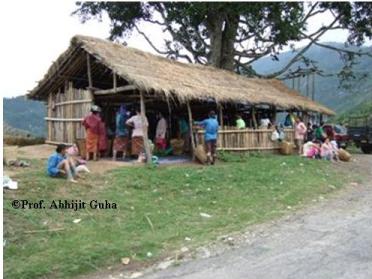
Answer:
[3,144,140,175]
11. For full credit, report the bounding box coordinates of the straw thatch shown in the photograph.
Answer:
[29,35,334,115]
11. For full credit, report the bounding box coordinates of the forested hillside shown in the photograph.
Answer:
[3,96,46,137]
[253,43,372,113]
[3,43,371,136]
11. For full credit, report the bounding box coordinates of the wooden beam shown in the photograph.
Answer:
[45,140,73,145]
[94,85,137,95]
[53,99,93,107]
[139,90,152,164]
[187,101,196,160]
[86,53,93,88]
[45,117,83,122]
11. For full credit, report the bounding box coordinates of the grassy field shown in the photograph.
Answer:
[4,154,349,279]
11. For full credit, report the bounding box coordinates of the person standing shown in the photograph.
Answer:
[259,114,271,129]
[315,122,326,141]
[98,114,108,158]
[126,107,148,158]
[195,111,219,165]
[294,116,307,155]
[155,112,167,150]
[113,105,129,160]
[82,105,101,161]
[306,122,314,142]
[236,114,246,129]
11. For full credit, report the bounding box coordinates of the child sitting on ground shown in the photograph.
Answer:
[47,144,78,183]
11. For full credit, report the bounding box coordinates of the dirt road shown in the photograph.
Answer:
[138,155,372,279]
[90,155,371,279]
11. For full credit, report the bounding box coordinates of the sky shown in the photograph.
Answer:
[1,0,371,98]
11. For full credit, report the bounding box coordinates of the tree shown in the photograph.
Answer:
[73,2,372,79]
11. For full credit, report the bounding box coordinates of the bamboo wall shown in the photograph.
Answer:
[196,127,295,151]
[46,83,93,144]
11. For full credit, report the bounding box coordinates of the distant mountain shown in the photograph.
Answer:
[335,100,372,124]
[3,122,32,137]
[3,96,46,137]
[3,43,371,136]
[252,42,372,113]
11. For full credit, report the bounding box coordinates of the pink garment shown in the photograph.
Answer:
[98,120,108,152]
[321,142,333,157]
[82,113,101,135]
[295,122,307,140]
[306,146,320,158]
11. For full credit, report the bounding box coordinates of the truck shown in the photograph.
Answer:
[347,115,372,154]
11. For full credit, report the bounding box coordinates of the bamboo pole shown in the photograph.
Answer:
[187,101,196,160]
[252,106,258,129]
[139,90,152,164]
[113,72,117,93]
[48,94,53,141]
[86,53,93,89]
[218,104,224,148]
[166,96,172,139]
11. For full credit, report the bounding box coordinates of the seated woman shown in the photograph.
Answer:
[305,141,321,159]
[271,125,285,142]
[320,137,335,161]
[47,144,78,183]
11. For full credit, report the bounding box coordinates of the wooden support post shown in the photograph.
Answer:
[166,96,172,139]
[272,105,277,124]
[218,104,224,148]
[252,106,258,129]
[218,104,224,128]
[86,53,93,89]
[187,101,196,160]
[139,90,152,164]
[113,72,117,93]
[47,93,53,141]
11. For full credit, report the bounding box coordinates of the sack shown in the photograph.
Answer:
[194,144,208,164]
[338,148,351,162]
[280,141,294,155]
[170,138,184,155]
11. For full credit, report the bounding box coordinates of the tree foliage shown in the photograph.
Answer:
[73,2,372,79]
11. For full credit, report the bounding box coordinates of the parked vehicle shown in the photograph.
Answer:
[322,124,350,149]
[347,115,372,154]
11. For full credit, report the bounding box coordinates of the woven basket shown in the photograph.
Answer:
[338,148,351,162]
[170,138,184,155]
[194,144,208,164]
[75,138,86,157]
[280,141,294,155]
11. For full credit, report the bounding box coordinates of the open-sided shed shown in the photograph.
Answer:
[28,35,334,154]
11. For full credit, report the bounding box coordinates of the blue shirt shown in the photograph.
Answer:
[47,152,65,176]
[197,117,219,141]
[116,113,128,136]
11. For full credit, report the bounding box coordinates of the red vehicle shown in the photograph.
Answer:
[322,124,350,149]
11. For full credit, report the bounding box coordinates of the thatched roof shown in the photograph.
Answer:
[29,35,334,115]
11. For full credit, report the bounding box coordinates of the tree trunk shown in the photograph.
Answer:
[206,13,239,71]
[220,15,239,71]
[206,13,224,68]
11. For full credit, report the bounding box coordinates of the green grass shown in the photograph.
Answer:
[4,155,348,279]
